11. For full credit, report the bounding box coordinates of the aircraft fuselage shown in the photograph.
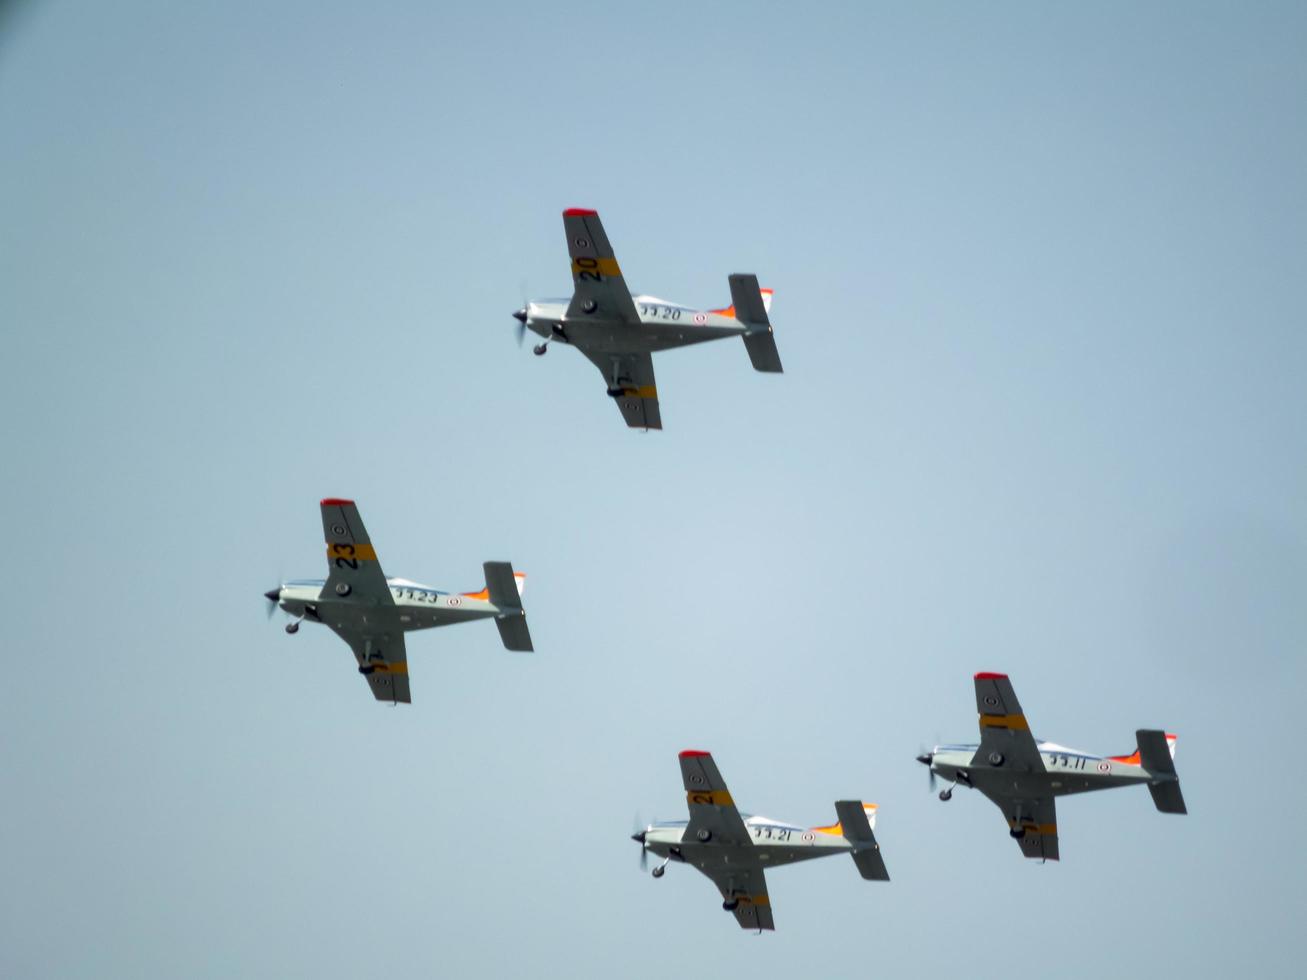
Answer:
[524,299,746,355]
[928,743,1157,799]
[273,580,507,635]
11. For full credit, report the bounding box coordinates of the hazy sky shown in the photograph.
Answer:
[2,2,1305,977]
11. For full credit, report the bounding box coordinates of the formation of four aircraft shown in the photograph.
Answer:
[264,209,1186,931]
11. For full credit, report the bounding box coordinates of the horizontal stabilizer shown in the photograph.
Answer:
[1148,781,1187,815]
[1137,730,1186,814]
[495,613,533,653]
[834,800,889,881]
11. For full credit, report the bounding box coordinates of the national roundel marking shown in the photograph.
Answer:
[1097,761,1110,772]
[693,312,706,324]
[984,695,998,707]
[801,831,815,842]
[690,773,704,785]
[574,237,589,249]
[332,523,346,536]
[448,596,461,607]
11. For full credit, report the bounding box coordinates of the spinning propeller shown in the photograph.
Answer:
[632,813,649,871]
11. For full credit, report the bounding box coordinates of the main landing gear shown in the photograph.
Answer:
[938,787,953,801]
[722,899,740,912]
[533,343,548,356]
[651,864,666,879]
[285,617,303,635]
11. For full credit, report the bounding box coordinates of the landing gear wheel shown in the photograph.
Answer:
[696,828,712,842]
[1010,827,1026,839]
[285,622,299,635]
[722,900,739,912]
[358,665,376,676]
[533,344,547,356]
[651,866,665,879]
[939,788,952,801]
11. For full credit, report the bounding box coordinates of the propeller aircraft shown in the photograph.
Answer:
[512,208,783,429]
[917,672,1187,861]
[264,499,532,704]
[632,750,889,931]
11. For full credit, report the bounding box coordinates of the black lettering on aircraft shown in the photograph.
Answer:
[575,256,602,281]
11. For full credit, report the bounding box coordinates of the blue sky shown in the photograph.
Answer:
[2,2,1304,977]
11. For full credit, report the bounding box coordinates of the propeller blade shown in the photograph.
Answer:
[515,316,527,346]
[264,587,280,620]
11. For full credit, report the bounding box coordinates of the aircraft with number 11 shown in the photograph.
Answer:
[512,208,783,430]
[917,672,1187,861]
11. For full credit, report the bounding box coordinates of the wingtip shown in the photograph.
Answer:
[974,671,1008,680]
[678,749,710,759]
[320,497,354,506]
[563,207,597,217]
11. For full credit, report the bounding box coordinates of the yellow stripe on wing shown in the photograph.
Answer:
[572,257,622,277]
[980,712,1029,730]
[327,543,378,561]
[686,790,734,807]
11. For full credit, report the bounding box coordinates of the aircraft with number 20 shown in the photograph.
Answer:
[512,208,783,430]
[264,499,532,704]
[632,750,889,931]
[916,672,1187,861]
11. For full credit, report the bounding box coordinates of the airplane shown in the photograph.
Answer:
[263,498,532,704]
[916,672,1187,861]
[512,208,783,429]
[632,750,889,931]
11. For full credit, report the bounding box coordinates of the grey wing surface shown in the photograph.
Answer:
[679,752,751,845]
[972,673,1044,771]
[330,627,411,704]
[582,349,661,430]
[320,500,393,605]
[562,209,641,324]
[703,865,774,931]
[980,790,1059,861]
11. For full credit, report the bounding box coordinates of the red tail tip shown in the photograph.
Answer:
[974,671,1008,680]
[320,497,354,506]
[563,207,597,217]
[679,749,710,759]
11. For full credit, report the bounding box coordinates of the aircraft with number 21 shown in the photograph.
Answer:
[916,672,1187,861]
[264,499,532,704]
[512,208,783,430]
[632,750,889,931]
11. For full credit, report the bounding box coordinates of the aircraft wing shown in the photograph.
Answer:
[971,672,1044,771]
[582,349,661,430]
[703,865,774,931]
[981,789,1059,861]
[678,751,752,845]
[562,208,641,324]
[329,626,411,704]
[320,499,393,605]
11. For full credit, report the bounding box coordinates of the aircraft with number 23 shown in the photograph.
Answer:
[264,499,532,704]
[632,750,889,932]
[917,672,1187,861]
[512,208,783,430]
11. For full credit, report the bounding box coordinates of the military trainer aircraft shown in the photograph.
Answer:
[632,750,889,931]
[916,672,1187,861]
[512,208,783,429]
[264,499,532,704]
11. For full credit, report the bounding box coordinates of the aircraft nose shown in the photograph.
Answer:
[631,831,647,844]
[916,753,933,766]
[264,588,281,602]
[512,308,527,323]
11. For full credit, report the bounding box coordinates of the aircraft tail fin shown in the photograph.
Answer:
[482,561,533,653]
[833,801,889,881]
[728,273,783,373]
[1136,729,1186,814]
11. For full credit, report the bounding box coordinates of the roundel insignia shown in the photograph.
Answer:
[984,695,999,707]
[574,237,589,248]
[693,312,706,324]
[331,524,346,535]
[801,831,815,842]
[448,596,461,607]
[1097,761,1111,772]
[690,773,704,784]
